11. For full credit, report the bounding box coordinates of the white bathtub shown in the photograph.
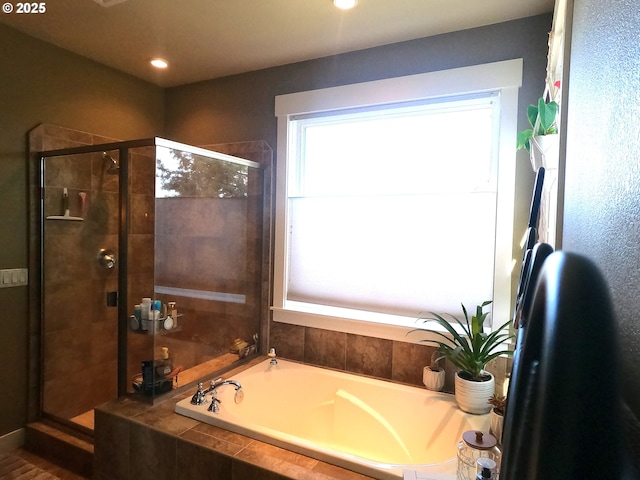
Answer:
[174,359,490,479]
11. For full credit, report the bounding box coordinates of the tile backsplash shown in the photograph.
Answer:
[270,320,510,395]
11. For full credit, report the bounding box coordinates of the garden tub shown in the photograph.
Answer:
[174,359,489,479]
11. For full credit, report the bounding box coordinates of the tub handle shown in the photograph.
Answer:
[191,382,206,405]
[207,392,221,413]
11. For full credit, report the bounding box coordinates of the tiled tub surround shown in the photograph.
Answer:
[175,358,490,479]
[95,345,504,480]
[94,357,376,480]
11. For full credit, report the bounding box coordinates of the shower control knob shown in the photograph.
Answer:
[98,249,117,270]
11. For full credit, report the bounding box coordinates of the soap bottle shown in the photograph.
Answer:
[160,346,173,376]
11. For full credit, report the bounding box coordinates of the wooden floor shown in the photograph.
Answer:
[0,448,88,480]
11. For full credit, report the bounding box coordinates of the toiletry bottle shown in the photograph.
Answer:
[168,301,177,327]
[141,297,151,331]
[476,458,496,479]
[160,347,173,376]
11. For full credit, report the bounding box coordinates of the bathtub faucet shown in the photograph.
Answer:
[207,379,243,413]
[190,378,222,405]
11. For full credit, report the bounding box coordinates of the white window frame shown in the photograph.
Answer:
[273,59,523,343]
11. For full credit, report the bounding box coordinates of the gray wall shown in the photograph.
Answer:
[0,23,164,436]
[562,0,640,422]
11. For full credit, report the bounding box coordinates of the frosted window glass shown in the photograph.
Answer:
[288,194,496,317]
[286,99,498,317]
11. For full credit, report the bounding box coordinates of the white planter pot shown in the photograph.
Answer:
[422,367,445,391]
[490,408,504,444]
[454,371,494,414]
[529,133,560,171]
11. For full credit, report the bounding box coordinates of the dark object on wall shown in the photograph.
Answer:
[500,251,638,479]
[106,291,118,307]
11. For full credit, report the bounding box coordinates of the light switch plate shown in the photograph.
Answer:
[0,268,28,288]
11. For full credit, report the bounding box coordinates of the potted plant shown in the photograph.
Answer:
[516,96,560,171]
[488,393,506,444]
[422,349,446,391]
[410,301,514,414]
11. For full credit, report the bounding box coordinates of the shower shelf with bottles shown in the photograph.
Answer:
[46,187,85,221]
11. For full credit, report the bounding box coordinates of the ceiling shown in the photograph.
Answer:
[0,0,554,87]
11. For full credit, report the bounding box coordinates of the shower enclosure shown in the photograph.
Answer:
[31,127,271,433]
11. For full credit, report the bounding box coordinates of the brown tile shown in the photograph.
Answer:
[43,124,95,145]
[234,441,319,478]
[304,328,346,370]
[44,154,92,190]
[128,422,177,480]
[133,401,200,436]
[179,429,246,458]
[130,194,155,235]
[97,396,153,418]
[345,334,393,379]
[128,234,154,274]
[85,190,119,235]
[176,439,233,479]
[269,321,305,362]
[94,410,130,480]
[130,152,156,196]
[191,422,254,449]
[391,341,437,387]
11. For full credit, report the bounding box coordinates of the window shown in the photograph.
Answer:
[273,60,523,341]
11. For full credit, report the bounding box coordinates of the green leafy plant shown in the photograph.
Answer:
[410,301,514,381]
[516,97,559,152]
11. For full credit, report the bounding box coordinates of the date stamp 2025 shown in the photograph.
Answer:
[2,2,47,14]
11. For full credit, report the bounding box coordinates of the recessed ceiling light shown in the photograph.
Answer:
[333,0,357,9]
[150,58,169,69]
[92,0,128,7]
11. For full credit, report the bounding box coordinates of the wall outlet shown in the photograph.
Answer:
[0,268,28,288]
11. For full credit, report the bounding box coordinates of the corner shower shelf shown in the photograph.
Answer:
[46,214,84,221]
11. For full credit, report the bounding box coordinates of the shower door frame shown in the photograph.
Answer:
[36,137,262,427]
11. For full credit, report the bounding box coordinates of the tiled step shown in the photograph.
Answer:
[24,422,93,478]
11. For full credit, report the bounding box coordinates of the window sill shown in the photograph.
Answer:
[272,302,457,344]
[271,301,514,347]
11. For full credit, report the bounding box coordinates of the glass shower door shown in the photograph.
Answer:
[41,149,121,431]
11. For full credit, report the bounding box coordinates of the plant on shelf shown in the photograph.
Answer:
[410,301,514,414]
[488,393,506,416]
[412,301,513,381]
[488,393,507,443]
[422,349,446,391]
[516,96,559,153]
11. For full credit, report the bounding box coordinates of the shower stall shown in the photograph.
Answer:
[30,127,271,434]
